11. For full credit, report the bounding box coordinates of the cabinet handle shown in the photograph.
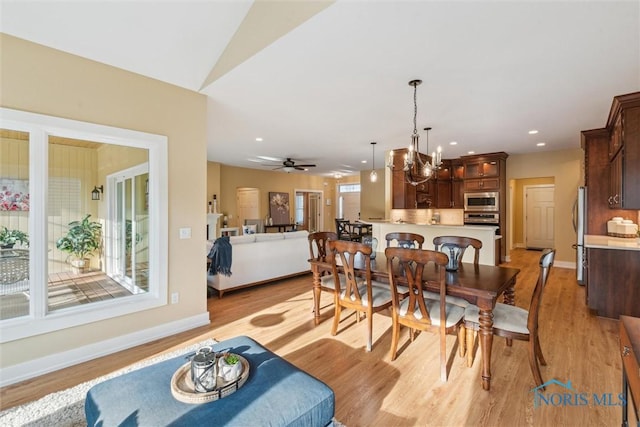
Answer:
[608,196,613,205]
[622,346,631,357]
[613,194,620,204]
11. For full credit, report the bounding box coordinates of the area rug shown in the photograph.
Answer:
[0,339,217,427]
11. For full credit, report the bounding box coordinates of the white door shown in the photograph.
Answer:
[236,188,260,231]
[525,185,555,249]
[339,192,360,222]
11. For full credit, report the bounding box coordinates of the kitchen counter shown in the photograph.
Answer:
[368,221,500,265]
[585,234,640,251]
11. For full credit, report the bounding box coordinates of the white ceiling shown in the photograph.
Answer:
[2,1,639,177]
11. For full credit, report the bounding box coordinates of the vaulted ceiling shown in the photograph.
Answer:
[2,1,639,176]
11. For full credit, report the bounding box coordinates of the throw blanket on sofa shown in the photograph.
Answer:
[208,235,232,276]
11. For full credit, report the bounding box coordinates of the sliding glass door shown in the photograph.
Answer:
[108,165,149,293]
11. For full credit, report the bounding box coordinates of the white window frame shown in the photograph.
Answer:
[0,108,168,343]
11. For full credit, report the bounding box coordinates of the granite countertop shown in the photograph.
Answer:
[585,234,640,251]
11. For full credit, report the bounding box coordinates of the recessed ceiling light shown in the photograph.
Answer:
[255,137,263,142]
[449,141,458,145]
[537,142,546,147]
[467,151,475,154]
[528,130,538,135]
[361,160,367,164]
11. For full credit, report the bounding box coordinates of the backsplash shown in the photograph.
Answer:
[389,209,464,225]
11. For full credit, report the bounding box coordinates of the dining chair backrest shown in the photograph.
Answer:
[327,239,373,302]
[433,236,482,266]
[385,232,425,249]
[385,246,448,325]
[308,231,338,263]
[527,248,556,334]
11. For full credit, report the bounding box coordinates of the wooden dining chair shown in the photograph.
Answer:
[424,236,484,310]
[433,236,482,267]
[335,218,360,242]
[385,246,466,382]
[308,231,340,316]
[464,248,556,388]
[385,232,425,249]
[328,239,392,352]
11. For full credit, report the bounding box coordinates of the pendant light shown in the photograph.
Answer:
[369,141,378,183]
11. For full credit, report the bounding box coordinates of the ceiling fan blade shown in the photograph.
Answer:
[295,164,316,168]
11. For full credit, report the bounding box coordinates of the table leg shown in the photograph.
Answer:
[478,307,494,391]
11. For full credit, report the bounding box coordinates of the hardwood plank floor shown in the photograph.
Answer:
[0,249,630,426]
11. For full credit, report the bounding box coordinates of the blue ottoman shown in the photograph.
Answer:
[85,336,335,426]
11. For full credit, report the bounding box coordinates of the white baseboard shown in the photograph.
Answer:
[554,260,576,269]
[0,312,210,387]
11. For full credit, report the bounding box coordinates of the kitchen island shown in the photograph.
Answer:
[369,221,501,265]
[584,234,640,318]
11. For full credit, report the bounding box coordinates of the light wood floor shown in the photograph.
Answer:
[0,249,630,426]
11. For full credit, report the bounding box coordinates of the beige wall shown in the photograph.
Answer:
[0,34,208,367]
[360,168,385,221]
[212,163,337,231]
[506,148,583,264]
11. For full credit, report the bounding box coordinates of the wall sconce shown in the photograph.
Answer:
[91,185,103,201]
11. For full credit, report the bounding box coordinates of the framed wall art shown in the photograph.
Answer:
[0,179,30,211]
[268,192,290,225]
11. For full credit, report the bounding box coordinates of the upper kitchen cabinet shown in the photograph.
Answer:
[606,92,640,209]
[581,128,627,234]
[461,152,508,192]
[435,159,464,208]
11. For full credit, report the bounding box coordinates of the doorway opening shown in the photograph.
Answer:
[295,189,323,232]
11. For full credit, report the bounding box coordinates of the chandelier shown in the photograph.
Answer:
[387,79,442,186]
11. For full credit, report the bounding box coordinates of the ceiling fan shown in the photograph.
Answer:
[267,158,316,172]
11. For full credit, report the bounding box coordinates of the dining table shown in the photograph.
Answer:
[309,250,520,391]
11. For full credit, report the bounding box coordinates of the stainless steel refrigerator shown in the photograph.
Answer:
[572,186,587,285]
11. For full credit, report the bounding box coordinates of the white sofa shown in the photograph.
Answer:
[207,230,310,297]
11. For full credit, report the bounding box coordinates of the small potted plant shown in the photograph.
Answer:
[217,352,242,382]
[55,214,102,274]
[0,226,29,249]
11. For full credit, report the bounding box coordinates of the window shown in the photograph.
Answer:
[0,108,168,343]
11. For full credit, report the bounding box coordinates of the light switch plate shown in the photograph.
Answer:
[179,227,191,239]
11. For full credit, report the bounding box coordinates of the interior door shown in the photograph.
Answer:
[525,185,555,249]
[236,187,260,231]
[308,192,321,232]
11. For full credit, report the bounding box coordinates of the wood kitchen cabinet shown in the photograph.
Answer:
[581,128,628,234]
[391,147,435,209]
[435,159,464,208]
[586,247,640,319]
[606,93,640,209]
[462,152,507,192]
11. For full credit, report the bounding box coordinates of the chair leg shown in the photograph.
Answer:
[440,328,447,382]
[390,317,400,361]
[458,324,466,357]
[534,335,547,366]
[366,309,373,352]
[331,304,341,336]
[528,338,544,388]
[465,328,476,368]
